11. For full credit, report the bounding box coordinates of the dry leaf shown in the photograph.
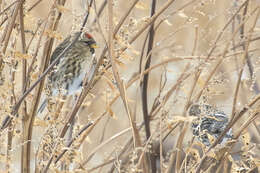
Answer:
[164,19,173,26]
[34,117,48,127]
[115,58,126,68]
[14,51,32,60]
[188,148,200,160]
[128,45,140,55]
[135,2,148,10]
[31,72,39,80]
[85,136,92,144]
[196,10,206,16]
[82,101,92,107]
[105,76,117,92]
[120,52,135,61]
[116,36,140,55]
[167,116,196,128]
[178,10,188,18]
[197,76,206,88]
[107,106,117,119]
[45,30,63,40]
[56,5,70,13]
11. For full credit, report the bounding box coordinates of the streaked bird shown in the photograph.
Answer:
[189,104,233,146]
[38,32,97,113]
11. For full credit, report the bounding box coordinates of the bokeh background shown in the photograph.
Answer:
[0,0,260,172]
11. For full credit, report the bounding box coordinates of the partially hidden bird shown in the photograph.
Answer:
[38,32,97,113]
[189,104,233,146]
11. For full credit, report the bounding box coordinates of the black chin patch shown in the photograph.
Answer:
[90,47,95,54]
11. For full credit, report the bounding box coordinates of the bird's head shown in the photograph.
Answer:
[79,32,97,49]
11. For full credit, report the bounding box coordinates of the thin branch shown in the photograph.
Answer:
[53,122,93,164]
[136,13,156,171]
[82,124,135,165]
[27,0,43,11]
[107,1,144,171]
[189,0,250,102]
[231,0,249,119]
[19,0,30,172]
[90,0,107,31]
[231,6,260,120]
[141,0,156,142]
[0,0,19,16]
[194,5,259,102]
[0,1,20,77]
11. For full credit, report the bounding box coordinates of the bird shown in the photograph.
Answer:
[188,104,233,146]
[38,31,97,113]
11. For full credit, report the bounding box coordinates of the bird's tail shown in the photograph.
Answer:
[37,98,47,114]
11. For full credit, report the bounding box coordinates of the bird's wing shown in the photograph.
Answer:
[50,35,72,63]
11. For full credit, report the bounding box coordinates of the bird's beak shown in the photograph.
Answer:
[90,43,98,48]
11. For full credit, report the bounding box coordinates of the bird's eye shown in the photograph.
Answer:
[83,41,91,45]
[83,40,96,46]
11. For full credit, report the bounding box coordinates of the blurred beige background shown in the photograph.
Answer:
[1,0,260,172]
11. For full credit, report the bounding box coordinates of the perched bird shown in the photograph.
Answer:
[38,32,97,113]
[189,104,233,146]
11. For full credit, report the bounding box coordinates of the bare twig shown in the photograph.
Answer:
[27,0,43,11]
[90,0,107,30]
[0,0,19,16]
[231,7,260,120]
[140,0,157,170]
[107,0,144,170]
[174,27,199,173]
[54,122,93,164]
[82,124,135,165]
[194,5,259,102]
[231,0,249,119]
[19,0,30,172]
[189,0,250,102]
